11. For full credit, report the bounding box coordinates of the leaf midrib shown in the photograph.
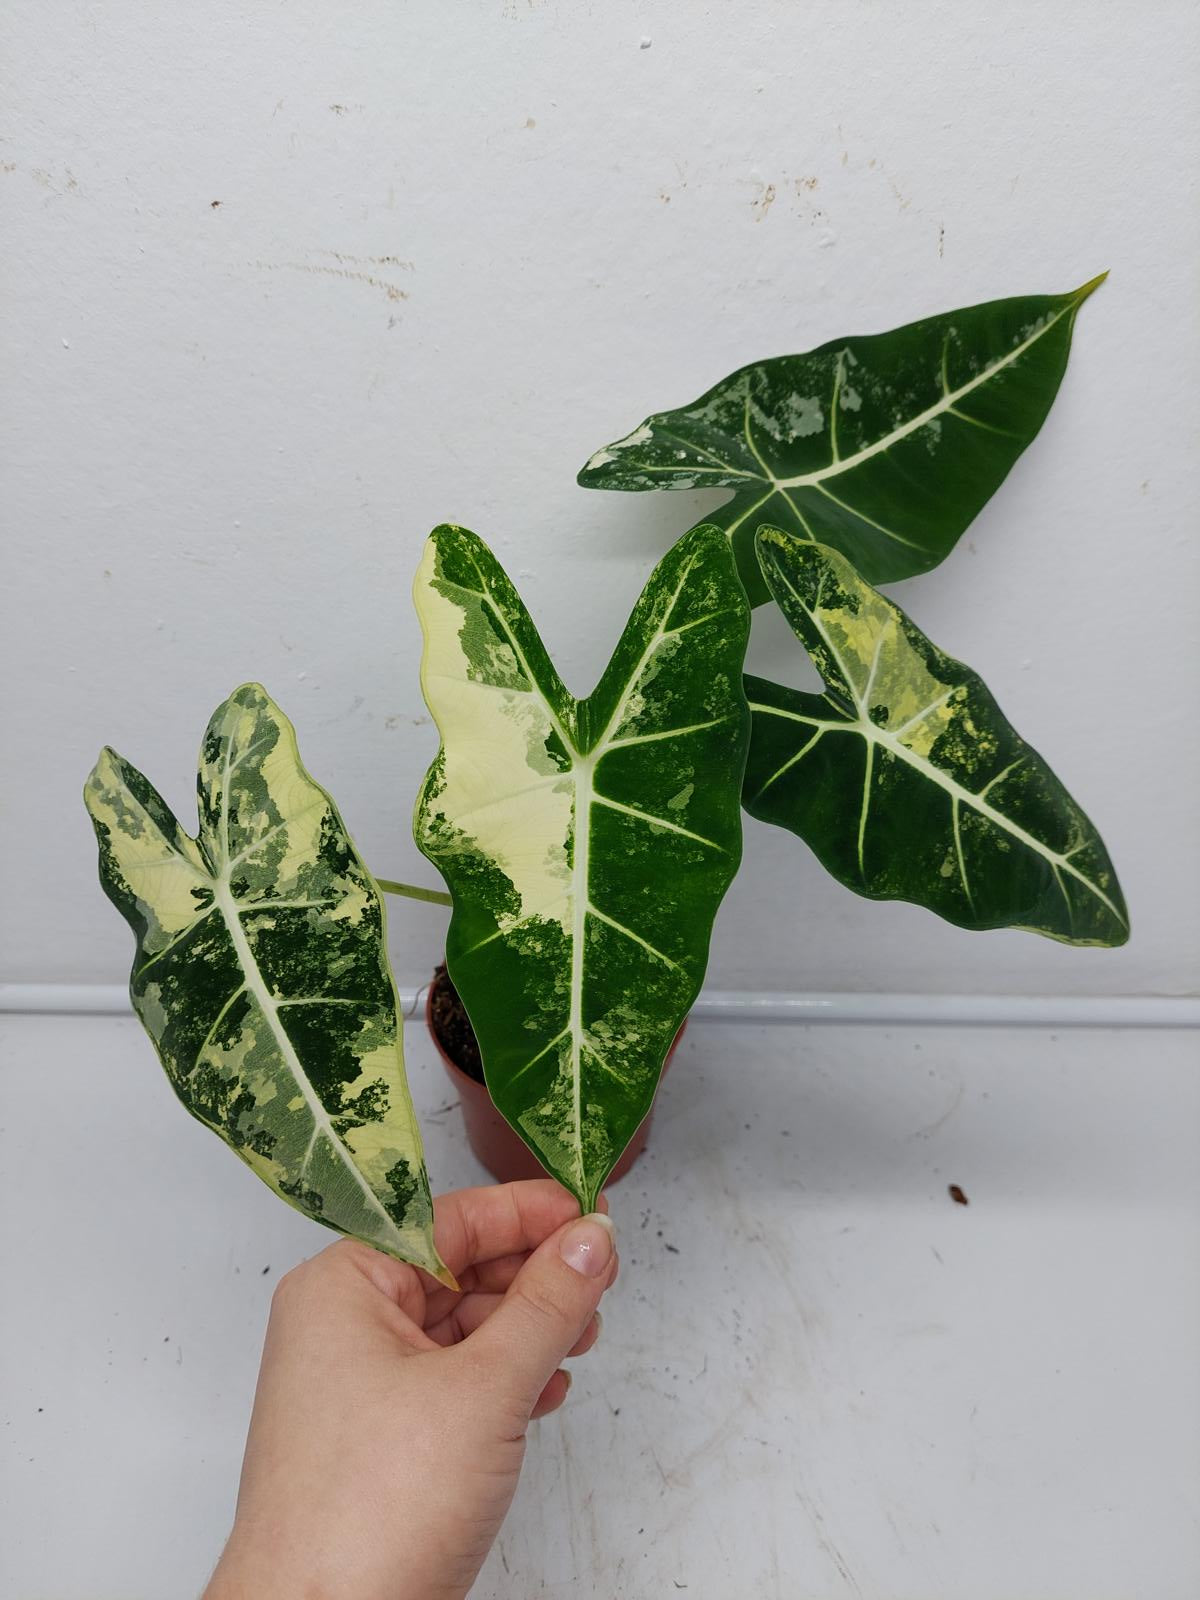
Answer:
[210,871,402,1239]
[463,543,709,1192]
[196,738,403,1241]
[747,695,1124,928]
[770,300,1076,490]
[751,543,1124,930]
[632,299,1076,504]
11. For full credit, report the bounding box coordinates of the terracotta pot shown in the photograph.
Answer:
[426,977,684,1188]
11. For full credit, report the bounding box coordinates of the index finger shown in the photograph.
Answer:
[433,1179,608,1278]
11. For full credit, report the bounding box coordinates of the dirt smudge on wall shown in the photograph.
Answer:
[249,259,411,301]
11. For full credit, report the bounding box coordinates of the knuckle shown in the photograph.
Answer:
[325,1237,373,1272]
[513,1275,572,1327]
[270,1245,336,1310]
[270,1264,306,1312]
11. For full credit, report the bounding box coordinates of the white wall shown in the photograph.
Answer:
[3,0,1196,997]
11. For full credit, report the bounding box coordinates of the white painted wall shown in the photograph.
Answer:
[4,0,1197,997]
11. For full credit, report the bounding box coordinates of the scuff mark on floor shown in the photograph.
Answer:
[794,1484,864,1598]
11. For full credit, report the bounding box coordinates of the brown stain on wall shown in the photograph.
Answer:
[250,260,410,301]
[316,250,414,270]
[751,181,776,221]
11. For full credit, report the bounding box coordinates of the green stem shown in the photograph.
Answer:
[376,877,452,907]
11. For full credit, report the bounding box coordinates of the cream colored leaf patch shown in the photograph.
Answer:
[743,530,1127,946]
[414,524,750,1209]
[84,684,452,1284]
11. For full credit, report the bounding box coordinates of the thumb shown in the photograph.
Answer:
[466,1211,616,1413]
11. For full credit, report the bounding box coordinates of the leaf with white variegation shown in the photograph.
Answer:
[744,530,1128,946]
[414,523,750,1209]
[84,684,453,1284]
[579,279,1105,603]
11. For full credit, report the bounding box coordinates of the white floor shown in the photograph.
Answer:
[1,1012,1197,1599]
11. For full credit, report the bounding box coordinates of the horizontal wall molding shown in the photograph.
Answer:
[2,983,1197,1030]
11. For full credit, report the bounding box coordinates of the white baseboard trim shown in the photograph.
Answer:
[1,982,1197,1029]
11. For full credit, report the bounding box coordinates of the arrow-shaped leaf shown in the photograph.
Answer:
[414,523,750,1209]
[579,279,1104,603]
[744,530,1128,946]
[84,683,452,1283]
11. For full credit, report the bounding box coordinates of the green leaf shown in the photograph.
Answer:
[414,523,750,1209]
[578,278,1105,603]
[744,530,1128,947]
[84,683,453,1285]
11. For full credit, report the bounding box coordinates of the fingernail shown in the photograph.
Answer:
[592,1310,603,1339]
[559,1212,615,1277]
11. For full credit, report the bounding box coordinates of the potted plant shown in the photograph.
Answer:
[83,279,1126,1283]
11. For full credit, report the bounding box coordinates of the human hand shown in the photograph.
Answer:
[204,1180,617,1600]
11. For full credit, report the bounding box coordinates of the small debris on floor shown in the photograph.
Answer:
[948,1183,969,1206]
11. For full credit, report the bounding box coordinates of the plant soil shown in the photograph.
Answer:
[429,963,485,1084]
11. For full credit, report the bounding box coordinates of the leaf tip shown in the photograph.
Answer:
[228,681,273,712]
[752,523,788,555]
[1073,270,1109,304]
[424,522,478,563]
[428,1259,461,1292]
[84,744,119,798]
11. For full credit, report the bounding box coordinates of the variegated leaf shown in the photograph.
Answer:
[84,684,452,1284]
[579,279,1104,604]
[744,530,1128,946]
[414,523,750,1209]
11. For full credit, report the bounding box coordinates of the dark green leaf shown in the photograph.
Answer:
[579,279,1105,603]
[744,530,1128,946]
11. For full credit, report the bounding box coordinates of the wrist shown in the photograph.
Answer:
[203,1528,438,1600]
[203,1533,323,1600]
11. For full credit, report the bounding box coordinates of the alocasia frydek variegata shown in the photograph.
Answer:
[413,522,750,1210]
[744,530,1127,945]
[579,279,1128,952]
[579,280,1107,602]
[84,685,453,1282]
[86,279,1127,1268]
